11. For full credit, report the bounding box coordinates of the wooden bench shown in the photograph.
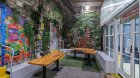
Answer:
[73,48,96,66]
[28,52,64,78]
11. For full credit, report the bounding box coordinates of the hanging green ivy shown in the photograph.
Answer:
[30,10,40,35]
[23,22,35,49]
[42,30,50,52]
[45,1,63,24]
[12,8,20,23]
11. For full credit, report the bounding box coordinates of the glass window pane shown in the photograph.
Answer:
[135,60,139,78]
[106,48,109,55]
[101,0,135,25]
[110,25,114,35]
[106,36,109,47]
[110,36,113,49]
[123,34,131,54]
[123,21,131,33]
[123,55,131,75]
[110,50,113,58]
[106,27,108,35]
[135,33,139,59]
[135,18,139,32]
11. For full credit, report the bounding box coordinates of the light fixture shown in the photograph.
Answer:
[85,6,90,10]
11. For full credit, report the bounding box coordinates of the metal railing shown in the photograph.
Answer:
[0,45,15,78]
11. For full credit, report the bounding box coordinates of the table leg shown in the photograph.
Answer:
[43,66,46,78]
[85,54,92,66]
[74,50,77,58]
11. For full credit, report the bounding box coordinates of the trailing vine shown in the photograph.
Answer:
[42,30,50,53]
[45,1,63,24]
[23,22,35,51]
[12,8,20,23]
[30,10,40,35]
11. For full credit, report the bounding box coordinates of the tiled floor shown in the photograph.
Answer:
[33,66,104,78]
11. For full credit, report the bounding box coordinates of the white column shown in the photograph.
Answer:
[131,19,135,78]
[120,22,123,70]
[114,18,119,74]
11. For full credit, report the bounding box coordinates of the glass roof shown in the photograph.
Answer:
[100,0,136,26]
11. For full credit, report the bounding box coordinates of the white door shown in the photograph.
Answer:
[119,17,140,78]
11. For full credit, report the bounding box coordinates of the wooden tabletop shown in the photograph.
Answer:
[83,49,96,55]
[28,52,64,66]
[74,48,96,55]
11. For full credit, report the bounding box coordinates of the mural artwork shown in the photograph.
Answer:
[0,4,30,66]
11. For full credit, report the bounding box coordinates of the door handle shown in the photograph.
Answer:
[130,45,132,54]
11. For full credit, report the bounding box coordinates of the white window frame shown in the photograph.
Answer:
[105,23,115,58]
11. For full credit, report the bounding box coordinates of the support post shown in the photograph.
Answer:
[43,66,46,78]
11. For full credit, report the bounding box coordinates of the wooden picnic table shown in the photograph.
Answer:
[73,48,96,66]
[28,52,64,78]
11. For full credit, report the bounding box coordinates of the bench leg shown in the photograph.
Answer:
[74,50,77,58]
[43,66,46,78]
[52,60,60,71]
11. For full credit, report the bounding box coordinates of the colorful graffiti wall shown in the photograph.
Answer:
[0,4,30,66]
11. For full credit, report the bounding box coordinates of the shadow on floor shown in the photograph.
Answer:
[33,56,102,78]
[32,66,63,78]
[60,56,101,72]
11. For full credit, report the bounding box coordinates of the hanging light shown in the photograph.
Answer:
[85,6,89,10]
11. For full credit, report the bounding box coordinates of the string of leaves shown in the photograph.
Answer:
[30,10,40,35]
[42,30,50,52]
[12,8,20,23]
[23,22,35,50]
[45,1,63,24]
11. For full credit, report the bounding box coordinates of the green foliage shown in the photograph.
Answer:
[42,30,50,51]
[70,12,103,49]
[0,0,6,3]
[23,22,35,49]
[12,8,19,23]
[46,0,50,3]
[30,11,40,24]
[45,2,63,24]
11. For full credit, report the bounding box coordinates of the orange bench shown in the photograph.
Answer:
[73,48,96,66]
[28,52,64,78]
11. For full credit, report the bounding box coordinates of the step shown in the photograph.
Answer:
[0,66,6,75]
[0,74,10,78]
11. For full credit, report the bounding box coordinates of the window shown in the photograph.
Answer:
[105,25,114,57]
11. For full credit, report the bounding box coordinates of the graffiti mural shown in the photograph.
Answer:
[0,4,30,66]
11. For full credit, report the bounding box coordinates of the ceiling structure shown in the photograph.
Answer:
[70,0,103,15]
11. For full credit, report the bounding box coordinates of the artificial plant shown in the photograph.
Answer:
[12,8,20,23]
[70,12,103,50]
[30,10,40,35]
[45,1,63,24]
[23,22,35,52]
[42,30,50,54]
